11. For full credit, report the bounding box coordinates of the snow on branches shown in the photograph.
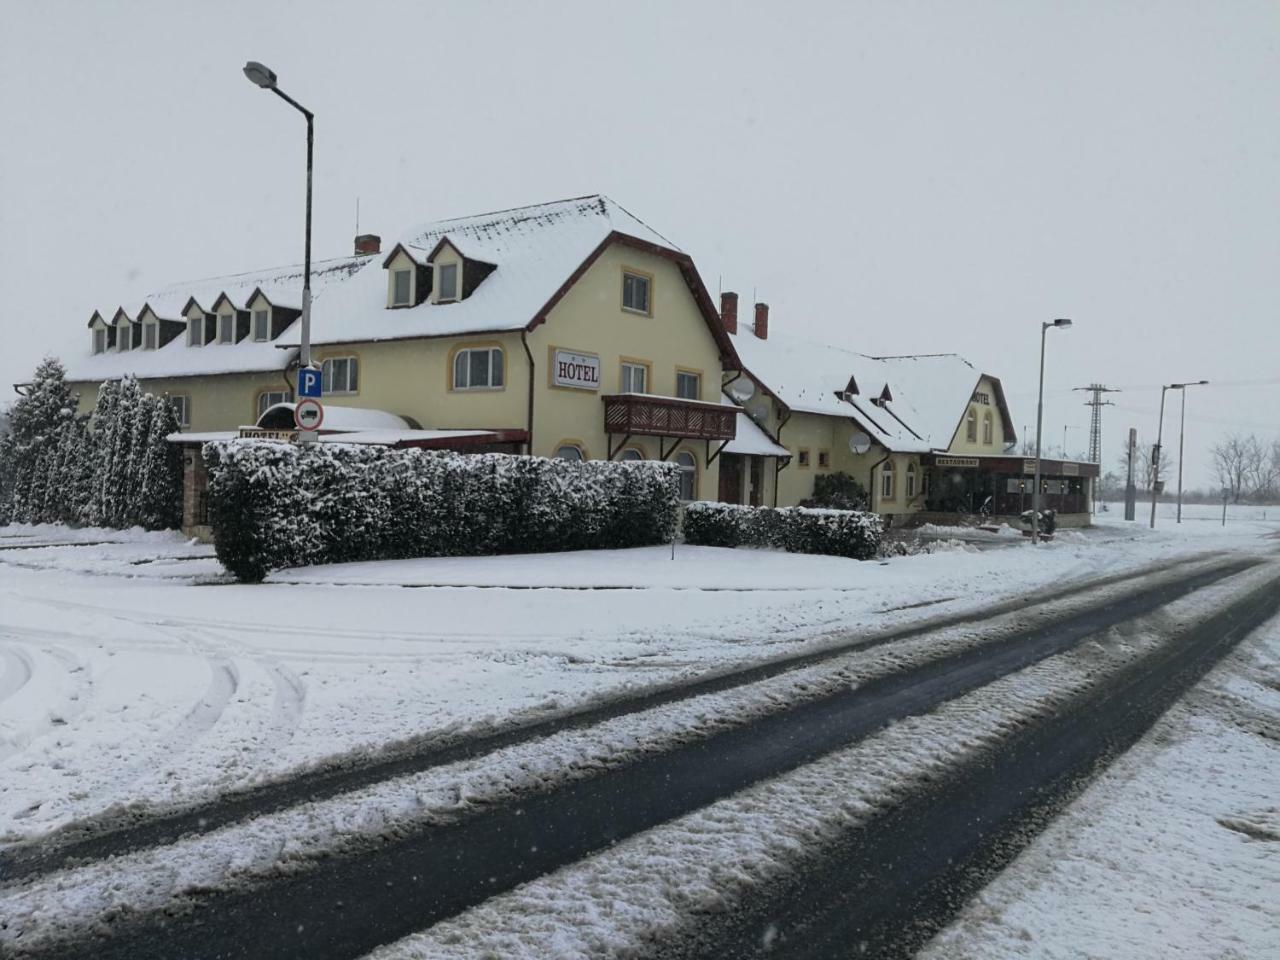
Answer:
[683,501,882,560]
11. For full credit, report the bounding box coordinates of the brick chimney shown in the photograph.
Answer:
[354,233,381,256]
[754,302,769,340]
[720,291,739,335]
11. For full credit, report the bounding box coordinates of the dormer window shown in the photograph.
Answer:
[93,327,107,354]
[187,316,203,346]
[253,308,269,342]
[218,314,235,344]
[117,324,133,352]
[392,269,412,306]
[144,323,158,350]
[437,263,458,302]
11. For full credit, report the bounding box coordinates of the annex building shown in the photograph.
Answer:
[55,193,1095,537]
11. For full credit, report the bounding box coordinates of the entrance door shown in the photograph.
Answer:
[749,456,764,506]
[718,454,744,503]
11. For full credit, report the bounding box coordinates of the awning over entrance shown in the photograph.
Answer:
[920,453,1100,478]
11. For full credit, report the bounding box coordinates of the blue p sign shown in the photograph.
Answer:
[298,367,323,398]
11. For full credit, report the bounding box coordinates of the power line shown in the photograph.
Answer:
[1072,383,1120,463]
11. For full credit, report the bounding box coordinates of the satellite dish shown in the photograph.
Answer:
[746,394,770,423]
[849,431,872,455]
[727,378,756,403]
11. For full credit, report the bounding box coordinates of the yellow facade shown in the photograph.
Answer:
[944,376,1008,455]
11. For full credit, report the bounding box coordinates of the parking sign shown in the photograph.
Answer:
[298,367,323,399]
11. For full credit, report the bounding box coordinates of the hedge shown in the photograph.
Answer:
[204,440,681,582]
[682,501,881,560]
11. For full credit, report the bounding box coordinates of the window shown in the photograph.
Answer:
[798,448,811,468]
[143,323,158,350]
[621,362,648,394]
[437,263,458,301]
[256,390,291,421]
[323,356,359,394]
[392,269,412,306]
[168,395,190,428]
[555,444,584,461]
[218,314,235,344]
[453,347,504,390]
[619,448,644,461]
[676,370,701,400]
[881,462,895,499]
[966,409,978,442]
[818,449,830,469]
[622,271,651,314]
[253,309,270,341]
[117,325,132,351]
[675,451,696,500]
[187,317,203,346]
[906,462,917,497]
[982,411,993,445]
[93,328,106,354]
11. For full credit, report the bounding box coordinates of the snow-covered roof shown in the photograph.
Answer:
[305,195,679,346]
[721,397,790,457]
[259,402,413,432]
[730,327,1010,454]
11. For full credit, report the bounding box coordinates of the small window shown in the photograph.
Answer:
[437,263,458,301]
[218,314,235,344]
[622,271,651,314]
[93,328,106,354]
[322,357,359,394]
[187,317,203,346]
[556,444,584,461]
[453,347,504,390]
[621,362,648,394]
[676,371,700,400]
[117,325,132,351]
[966,409,978,442]
[817,449,830,469]
[168,395,190,428]
[675,451,696,500]
[797,448,811,468]
[906,462,917,498]
[392,269,412,306]
[619,448,644,461]
[982,411,993,445]
[256,390,291,421]
[253,309,270,341]
[143,323,158,350]
[881,463,895,499]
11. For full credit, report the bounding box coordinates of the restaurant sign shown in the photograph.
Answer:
[552,349,601,391]
[935,456,979,468]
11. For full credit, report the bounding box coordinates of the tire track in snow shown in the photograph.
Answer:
[0,646,33,705]
[0,647,91,765]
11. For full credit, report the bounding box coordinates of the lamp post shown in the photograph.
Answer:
[243,61,314,373]
[1032,318,1073,543]
[1175,380,1209,523]
[1149,380,1207,528]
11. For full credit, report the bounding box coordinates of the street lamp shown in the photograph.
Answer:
[243,61,315,373]
[1032,318,1073,543]
[1175,380,1209,524]
[1149,380,1208,528]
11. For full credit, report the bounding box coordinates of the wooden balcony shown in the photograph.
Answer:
[603,393,737,446]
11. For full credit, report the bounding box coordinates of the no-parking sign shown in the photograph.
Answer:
[294,398,324,431]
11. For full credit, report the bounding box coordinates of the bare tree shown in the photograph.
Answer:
[1117,436,1155,492]
[1212,433,1261,503]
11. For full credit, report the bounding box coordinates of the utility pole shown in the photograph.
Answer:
[1072,384,1119,515]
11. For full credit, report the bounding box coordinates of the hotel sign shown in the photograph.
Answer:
[936,456,979,468]
[552,349,601,391]
[238,428,299,442]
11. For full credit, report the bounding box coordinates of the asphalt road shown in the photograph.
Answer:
[18,557,1268,960]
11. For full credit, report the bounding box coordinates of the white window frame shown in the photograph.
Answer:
[881,463,895,499]
[622,271,651,315]
[621,362,648,394]
[675,451,697,501]
[92,327,106,354]
[218,313,236,344]
[555,444,584,461]
[437,263,459,302]
[982,411,993,445]
[117,324,132,352]
[253,308,270,342]
[392,268,413,306]
[322,356,359,395]
[187,316,204,347]
[906,463,917,498]
[675,370,701,400]
[256,390,291,421]
[453,347,504,391]
[169,395,190,428]
[966,409,978,442]
[143,323,158,350]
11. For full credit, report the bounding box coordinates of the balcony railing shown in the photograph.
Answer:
[602,393,737,442]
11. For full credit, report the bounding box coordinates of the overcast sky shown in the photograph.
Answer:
[2,0,1276,488]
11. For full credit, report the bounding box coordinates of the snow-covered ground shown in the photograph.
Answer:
[1,511,1277,847]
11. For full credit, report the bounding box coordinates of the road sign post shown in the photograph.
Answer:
[298,367,323,399]
[294,398,324,441]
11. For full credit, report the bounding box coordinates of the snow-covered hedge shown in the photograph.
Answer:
[682,501,881,560]
[205,440,681,582]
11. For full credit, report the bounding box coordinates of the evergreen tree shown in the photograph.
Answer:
[137,396,183,530]
[87,379,121,527]
[2,358,77,525]
[121,391,155,527]
[0,433,15,525]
